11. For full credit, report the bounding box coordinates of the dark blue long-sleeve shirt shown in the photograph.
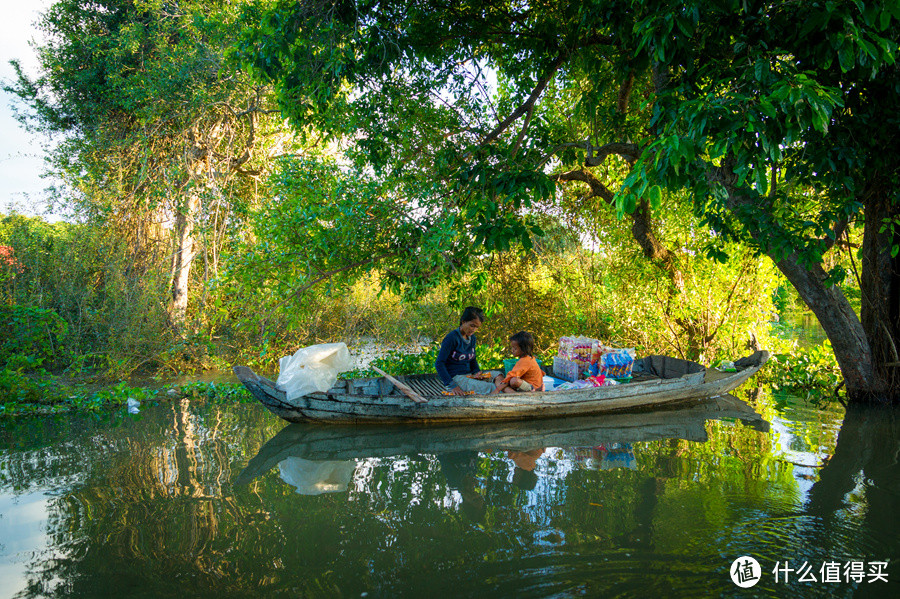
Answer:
[434,328,480,388]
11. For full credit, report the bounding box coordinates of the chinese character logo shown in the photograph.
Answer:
[731,556,762,588]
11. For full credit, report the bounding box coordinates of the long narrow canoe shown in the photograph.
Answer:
[233,350,769,424]
[235,393,768,485]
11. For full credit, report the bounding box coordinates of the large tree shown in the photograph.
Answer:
[233,0,900,401]
[7,0,286,330]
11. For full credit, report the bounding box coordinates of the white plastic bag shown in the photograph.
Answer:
[276,342,353,400]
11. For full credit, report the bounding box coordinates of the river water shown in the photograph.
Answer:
[1,381,898,598]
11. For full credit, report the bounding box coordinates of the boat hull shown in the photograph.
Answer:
[233,351,769,424]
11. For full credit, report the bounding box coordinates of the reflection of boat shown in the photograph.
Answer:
[277,458,356,495]
[233,351,769,424]
[592,444,638,470]
[235,394,768,484]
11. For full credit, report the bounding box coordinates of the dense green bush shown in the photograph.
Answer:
[1,213,173,375]
[765,340,843,398]
[0,305,70,370]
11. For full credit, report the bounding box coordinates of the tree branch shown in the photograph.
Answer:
[272,252,397,311]
[553,168,614,202]
[584,142,642,166]
[553,168,678,271]
[617,71,635,114]
[480,52,566,146]
[539,141,641,168]
[823,218,849,253]
[510,102,536,160]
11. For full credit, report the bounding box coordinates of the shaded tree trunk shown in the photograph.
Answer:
[806,403,900,592]
[860,192,900,395]
[774,250,885,399]
[170,190,201,330]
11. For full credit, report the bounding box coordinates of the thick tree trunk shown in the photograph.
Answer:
[170,191,201,330]
[860,193,900,395]
[713,162,891,401]
[773,250,886,399]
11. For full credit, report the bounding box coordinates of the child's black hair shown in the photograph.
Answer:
[460,306,485,325]
[509,331,535,356]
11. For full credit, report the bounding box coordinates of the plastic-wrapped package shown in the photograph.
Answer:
[278,457,356,495]
[553,356,584,382]
[601,349,635,379]
[557,336,598,364]
[554,379,594,390]
[276,342,353,400]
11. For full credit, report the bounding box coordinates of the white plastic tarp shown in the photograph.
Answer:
[276,342,353,400]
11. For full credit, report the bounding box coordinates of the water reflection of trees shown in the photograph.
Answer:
[3,393,896,597]
[806,403,900,597]
[1,401,286,597]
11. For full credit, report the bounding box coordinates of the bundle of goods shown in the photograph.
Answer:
[554,337,638,383]
[554,336,599,382]
[557,336,598,364]
[571,444,637,470]
[555,374,617,390]
[598,348,635,380]
[552,356,583,382]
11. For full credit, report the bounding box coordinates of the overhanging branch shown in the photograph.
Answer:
[480,52,566,146]
[539,141,641,168]
[553,168,676,269]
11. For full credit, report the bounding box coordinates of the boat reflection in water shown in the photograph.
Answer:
[239,394,768,497]
[277,458,357,495]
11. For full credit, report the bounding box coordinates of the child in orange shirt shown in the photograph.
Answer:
[495,331,544,393]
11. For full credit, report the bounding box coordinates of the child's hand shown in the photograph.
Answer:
[443,387,474,396]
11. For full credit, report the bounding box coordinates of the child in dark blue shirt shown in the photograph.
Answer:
[435,307,498,395]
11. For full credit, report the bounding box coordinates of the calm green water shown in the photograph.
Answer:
[1,388,898,598]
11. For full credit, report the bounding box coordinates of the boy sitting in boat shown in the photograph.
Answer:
[435,307,500,395]
[495,331,545,393]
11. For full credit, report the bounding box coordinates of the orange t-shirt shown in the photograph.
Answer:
[502,356,545,391]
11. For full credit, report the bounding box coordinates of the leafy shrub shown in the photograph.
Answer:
[765,340,842,397]
[168,381,254,402]
[0,305,70,370]
[1,214,173,376]
[0,368,72,405]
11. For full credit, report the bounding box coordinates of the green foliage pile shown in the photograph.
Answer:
[165,381,253,403]
[0,377,254,418]
[765,341,844,400]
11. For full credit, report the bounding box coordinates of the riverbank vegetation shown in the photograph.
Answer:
[0,208,844,413]
[3,0,892,412]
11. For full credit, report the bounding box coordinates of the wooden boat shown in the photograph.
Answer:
[235,394,768,485]
[233,350,770,424]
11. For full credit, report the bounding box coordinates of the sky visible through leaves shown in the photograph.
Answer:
[0,0,53,217]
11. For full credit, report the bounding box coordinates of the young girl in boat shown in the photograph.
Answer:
[435,306,499,395]
[495,331,545,393]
